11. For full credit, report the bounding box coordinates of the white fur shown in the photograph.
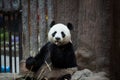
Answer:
[48,23,71,46]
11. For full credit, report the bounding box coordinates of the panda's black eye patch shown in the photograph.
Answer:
[61,31,65,38]
[52,31,57,37]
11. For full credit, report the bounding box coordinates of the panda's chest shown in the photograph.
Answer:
[54,47,66,54]
[50,45,68,58]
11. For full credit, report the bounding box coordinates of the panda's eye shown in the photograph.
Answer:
[52,31,57,37]
[61,31,65,38]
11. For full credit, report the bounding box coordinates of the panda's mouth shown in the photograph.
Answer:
[55,41,61,45]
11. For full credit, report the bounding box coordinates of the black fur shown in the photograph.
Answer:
[26,42,51,72]
[58,74,71,80]
[50,21,55,28]
[50,42,77,68]
[26,42,77,72]
[67,23,73,30]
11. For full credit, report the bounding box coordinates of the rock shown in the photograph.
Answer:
[71,69,109,80]
[81,76,109,80]
[71,69,93,80]
[19,60,29,74]
[75,42,96,70]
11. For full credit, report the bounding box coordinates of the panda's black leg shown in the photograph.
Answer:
[57,74,71,80]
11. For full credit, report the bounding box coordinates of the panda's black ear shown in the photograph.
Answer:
[67,23,73,30]
[50,21,55,28]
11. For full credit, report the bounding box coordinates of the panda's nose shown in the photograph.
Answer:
[55,37,60,41]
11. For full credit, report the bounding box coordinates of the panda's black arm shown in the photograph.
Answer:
[66,42,77,67]
[26,42,51,72]
[35,42,50,67]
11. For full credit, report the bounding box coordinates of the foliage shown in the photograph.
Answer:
[0,30,9,42]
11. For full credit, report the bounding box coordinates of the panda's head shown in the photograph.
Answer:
[48,21,73,46]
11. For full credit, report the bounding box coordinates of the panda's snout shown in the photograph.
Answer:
[55,37,61,41]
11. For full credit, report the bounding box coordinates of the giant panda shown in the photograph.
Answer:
[26,21,78,80]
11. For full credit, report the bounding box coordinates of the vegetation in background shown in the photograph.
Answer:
[0,28,9,42]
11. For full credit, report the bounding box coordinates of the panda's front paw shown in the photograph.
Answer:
[26,57,36,70]
[58,74,71,80]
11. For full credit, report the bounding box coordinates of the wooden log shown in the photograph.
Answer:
[38,0,47,48]
[29,0,38,57]
[21,0,30,59]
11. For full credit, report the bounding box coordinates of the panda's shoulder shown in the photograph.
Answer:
[43,42,52,48]
[66,42,73,47]
[43,42,55,49]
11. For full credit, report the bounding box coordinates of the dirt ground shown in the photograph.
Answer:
[0,73,22,80]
